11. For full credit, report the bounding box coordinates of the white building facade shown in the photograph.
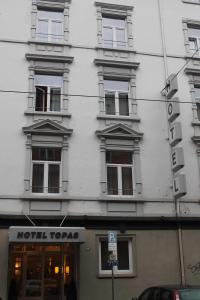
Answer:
[1,0,200,299]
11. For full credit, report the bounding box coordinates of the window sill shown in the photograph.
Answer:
[182,0,200,4]
[192,121,200,126]
[97,272,135,278]
[24,110,71,118]
[97,114,140,122]
[21,193,68,201]
[28,39,71,47]
[96,46,136,54]
[99,195,143,202]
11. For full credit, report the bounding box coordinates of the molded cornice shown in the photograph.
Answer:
[96,123,143,140]
[23,119,73,136]
[95,2,133,11]
[94,59,139,69]
[25,53,74,64]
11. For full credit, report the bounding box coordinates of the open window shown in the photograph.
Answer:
[35,75,62,112]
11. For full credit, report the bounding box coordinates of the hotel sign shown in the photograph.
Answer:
[9,227,85,243]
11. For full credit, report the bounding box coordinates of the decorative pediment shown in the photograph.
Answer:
[23,119,73,137]
[96,123,143,140]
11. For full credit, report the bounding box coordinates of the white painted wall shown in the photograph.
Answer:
[0,0,200,217]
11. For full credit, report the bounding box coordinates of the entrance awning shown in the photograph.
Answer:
[9,226,85,243]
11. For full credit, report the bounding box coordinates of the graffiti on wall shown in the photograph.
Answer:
[187,262,200,275]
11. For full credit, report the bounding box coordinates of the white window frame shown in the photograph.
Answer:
[36,10,64,42]
[106,160,134,196]
[31,148,61,195]
[34,75,63,112]
[102,17,127,48]
[98,237,134,277]
[104,80,129,116]
[188,29,200,54]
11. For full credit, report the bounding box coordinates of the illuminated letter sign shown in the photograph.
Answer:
[169,122,182,147]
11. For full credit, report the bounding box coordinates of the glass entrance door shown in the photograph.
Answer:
[9,244,77,300]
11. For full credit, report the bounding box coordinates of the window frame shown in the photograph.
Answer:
[31,0,70,43]
[95,2,133,50]
[102,16,127,49]
[34,74,63,113]
[23,119,73,198]
[183,19,200,56]
[97,235,136,277]
[96,123,143,199]
[25,53,73,118]
[104,79,130,116]
[31,147,62,195]
[36,10,64,42]
[106,150,134,196]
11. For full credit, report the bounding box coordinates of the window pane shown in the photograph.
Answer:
[50,88,61,111]
[103,17,125,28]
[35,75,62,87]
[32,148,61,161]
[101,241,111,270]
[48,164,60,193]
[119,92,129,115]
[189,39,197,51]
[47,148,61,161]
[37,19,48,40]
[188,27,200,38]
[197,103,200,121]
[35,86,47,111]
[117,241,129,270]
[52,21,63,41]
[105,92,115,115]
[106,151,132,164]
[104,80,128,91]
[122,167,133,195]
[107,167,118,195]
[194,86,200,98]
[32,164,44,193]
[103,27,113,47]
[38,10,63,20]
[116,29,126,48]
[32,148,46,161]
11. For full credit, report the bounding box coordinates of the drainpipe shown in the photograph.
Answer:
[157,0,186,285]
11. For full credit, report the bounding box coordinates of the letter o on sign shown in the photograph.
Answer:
[168,102,173,116]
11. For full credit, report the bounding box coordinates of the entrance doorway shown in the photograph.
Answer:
[9,244,77,300]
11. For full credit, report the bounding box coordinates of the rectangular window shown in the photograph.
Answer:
[104,80,129,116]
[99,238,133,275]
[32,147,61,194]
[106,151,133,195]
[194,85,200,120]
[36,10,64,42]
[188,26,200,54]
[102,17,126,48]
[35,75,62,112]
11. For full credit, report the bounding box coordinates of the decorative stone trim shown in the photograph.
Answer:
[185,68,200,123]
[31,0,71,43]
[95,61,139,121]
[26,53,74,64]
[96,123,143,197]
[25,53,73,117]
[182,0,200,4]
[95,1,134,50]
[23,119,73,196]
[94,58,139,69]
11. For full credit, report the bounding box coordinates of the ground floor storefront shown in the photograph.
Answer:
[1,219,200,300]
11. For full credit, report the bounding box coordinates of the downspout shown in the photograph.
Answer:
[157,0,186,285]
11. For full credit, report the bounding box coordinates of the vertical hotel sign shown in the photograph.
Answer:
[165,74,186,198]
